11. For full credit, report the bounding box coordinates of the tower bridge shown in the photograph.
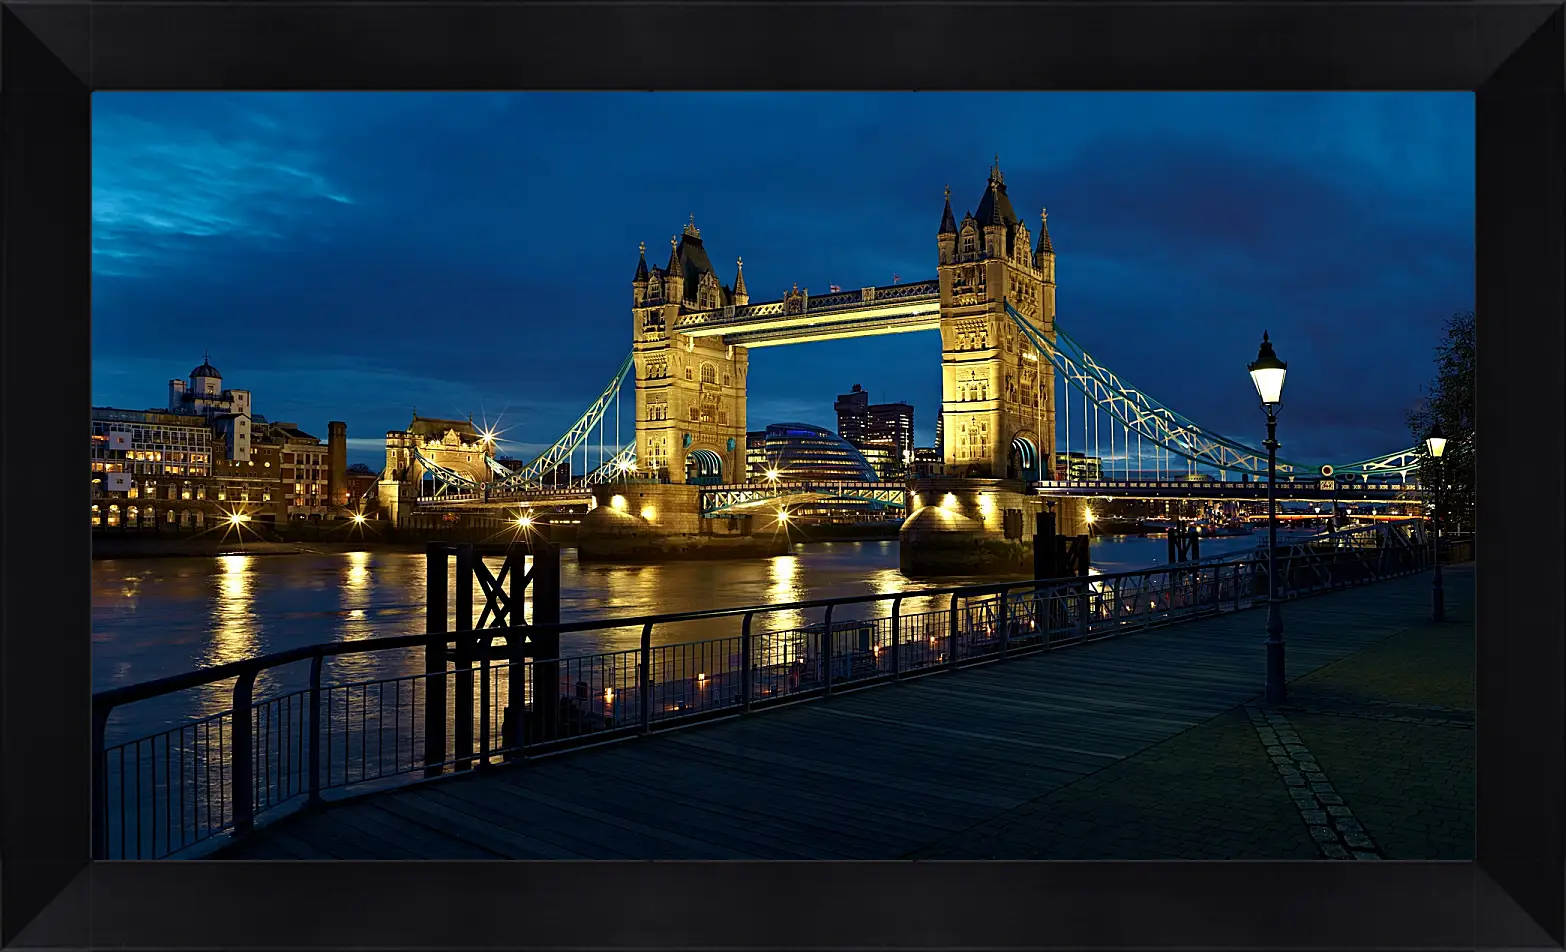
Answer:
[384,161,1430,575]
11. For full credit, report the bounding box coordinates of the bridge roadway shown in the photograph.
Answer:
[1033,478,1420,502]
[219,567,1457,860]
[415,477,1417,513]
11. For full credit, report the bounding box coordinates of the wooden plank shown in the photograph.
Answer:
[584,739,970,842]
[230,571,1450,860]
[444,775,754,859]
[375,787,601,859]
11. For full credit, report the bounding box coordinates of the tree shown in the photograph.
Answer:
[1406,310,1474,534]
[347,462,374,476]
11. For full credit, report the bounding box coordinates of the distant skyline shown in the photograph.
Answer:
[91,92,1474,469]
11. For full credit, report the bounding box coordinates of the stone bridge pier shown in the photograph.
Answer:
[899,479,1087,578]
[576,483,789,562]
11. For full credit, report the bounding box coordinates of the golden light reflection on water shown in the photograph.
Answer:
[101,538,1212,741]
[764,554,806,632]
[208,555,257,665]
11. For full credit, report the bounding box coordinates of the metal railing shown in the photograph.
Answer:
[92,527,1433,859]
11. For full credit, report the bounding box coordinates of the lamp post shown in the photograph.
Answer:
[1248,332,1288,705]
[1425,423,1447,622]
[479,429,496,501]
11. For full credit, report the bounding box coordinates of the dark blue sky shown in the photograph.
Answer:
[92,93,1473,469]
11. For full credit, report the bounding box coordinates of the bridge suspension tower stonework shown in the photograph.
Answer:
[901,163,1083,575]
[630,219,750,486]
[578,164,1085,569]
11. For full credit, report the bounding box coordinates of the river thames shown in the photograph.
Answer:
[94,532,1300,741]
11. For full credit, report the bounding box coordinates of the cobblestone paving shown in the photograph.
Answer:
[1244,706,1382,860]
[909,707,1321,860]
[912,567,1474,861]
[1281,567,1474,860]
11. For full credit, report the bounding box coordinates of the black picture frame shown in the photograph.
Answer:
[2,2,1561,948]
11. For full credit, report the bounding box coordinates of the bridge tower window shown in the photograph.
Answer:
[700,363,716,385]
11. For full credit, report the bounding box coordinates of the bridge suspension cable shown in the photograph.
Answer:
[1008,301,1422,480]
[493,351,635,491]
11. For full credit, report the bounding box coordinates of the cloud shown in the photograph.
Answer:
[92,110,354,276]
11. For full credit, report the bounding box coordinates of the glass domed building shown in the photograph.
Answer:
[757,423,877,482]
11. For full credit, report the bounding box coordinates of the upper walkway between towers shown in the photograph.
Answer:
[216,562,1470,861]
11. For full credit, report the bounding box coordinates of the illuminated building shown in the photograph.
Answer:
[835,384,914,478]
[1054,451,1102,481]
[167,355,255,461]
[91,355,349,528]
[761,423,878,482]
[834,384,871,445]
[746,431,769,481]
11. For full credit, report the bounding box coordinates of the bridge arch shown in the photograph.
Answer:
[1007,435,1041,482]
[684,448,725,486]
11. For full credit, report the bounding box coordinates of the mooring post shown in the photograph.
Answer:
[423,543,449,778]
[453,544,475,771]
[531,542,562,743]
[1033,511,1057,583]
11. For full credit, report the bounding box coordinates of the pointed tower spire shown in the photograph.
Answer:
[633,240,649,282]
[1036,207,1053,255]
[732,256,749,306]
[938,184,957,234]
[666,235,683,276]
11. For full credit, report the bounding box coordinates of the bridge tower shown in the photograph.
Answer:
[630,218,749,485]
[936,159,1058,482]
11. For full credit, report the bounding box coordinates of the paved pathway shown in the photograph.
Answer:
[221,565,1474,861]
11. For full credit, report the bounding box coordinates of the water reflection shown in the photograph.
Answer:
[208,555,257,666]
[94,532,1315,743]
[765,555,806,632]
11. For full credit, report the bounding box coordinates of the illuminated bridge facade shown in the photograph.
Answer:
[392,160,1432,532]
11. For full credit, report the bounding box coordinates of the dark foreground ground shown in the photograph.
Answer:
[221,565,1474,861]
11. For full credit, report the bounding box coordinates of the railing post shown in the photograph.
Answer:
[948,593,961,669]
[453,545,474,771]
[307,653,323,806]
[998,589,1010,660]
[890,596,903,679]
[821,605,836,697]
[740,612,754,713]
[424,545,449,777]
[91,702,110,859]
[231,669,257,836]
[1076,577,1089,640]
[639,622,654,734]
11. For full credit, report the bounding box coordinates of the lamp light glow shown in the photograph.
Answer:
[610,495,628,511]
[1247,331,1288,407]
[516,514,533,529]
[1424,424,1447,459]
[352,513,366,525]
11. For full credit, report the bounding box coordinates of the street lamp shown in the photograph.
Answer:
[1248,331,1288,704]
[1425,423,1447,622]
[479,428,497,500]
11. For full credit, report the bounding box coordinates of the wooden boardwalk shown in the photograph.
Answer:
[222,569,1460,860]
